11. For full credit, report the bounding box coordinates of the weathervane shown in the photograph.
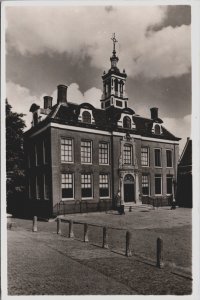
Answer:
[111,33,118,52]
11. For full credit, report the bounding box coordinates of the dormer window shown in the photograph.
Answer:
[123,116,131,129]
[154,124,161,135]
[82,111,91,124]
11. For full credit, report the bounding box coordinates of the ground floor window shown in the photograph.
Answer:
[36,175,42,199]
[166,175,173,194]
[99,174,109,198]
[62,173,74,199]
[81,174,93,198]
[155,174,162,195]
[142,174,150,195]
[44,174,50,200]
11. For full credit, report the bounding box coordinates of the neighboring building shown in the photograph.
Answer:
[24,36,181,217]
[176,138,192,208]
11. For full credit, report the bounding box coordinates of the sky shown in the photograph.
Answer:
[5,4,191,153]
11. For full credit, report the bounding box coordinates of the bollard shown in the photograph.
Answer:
[84,223,89,242]
[129,206,132,212]
[68,220,74,238]
[102,227,109,249]
[125,231,132,257]
[32,216,37,232]
[156,237,164,268]
[57,218,61,235]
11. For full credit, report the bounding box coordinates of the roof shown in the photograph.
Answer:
[24,101,181,142]
[179,139,192,166]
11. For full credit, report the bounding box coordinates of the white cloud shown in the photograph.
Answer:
[6,5,191,79]
[162,114,191,154]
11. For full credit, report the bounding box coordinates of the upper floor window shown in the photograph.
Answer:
[154,148,161,167]
[154,124,161,135]
[81,174,93,198]
[81,140,92,164]
[61,138,73,163]
[141,147,149,166]
[82,111,91,124]
[166,150,173,167]
[61,173,74,199]
[99,174,109,198]
[142,174,150,196]
[123,144,132,165]
[99,142,109,165]
[123,116,131,129]
[43,139,48,164]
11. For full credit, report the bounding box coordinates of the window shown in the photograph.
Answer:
[123,144,132,165]
[35,145,38,166]
[37,143,43,165]
[81,140,92,163]
[154,124,161,135]
[155,174,162,195]
[99,174,109,198]
[116,100,122,107]
[123,116,131,129]
[44,174,50,200]
[142,175,150,195]
[166,150,173,167]
[36,175,42,199]
[154,149,161,167]
[141,147,149,166]
[81,174,93,198]
[43,139,48,164]
[167,175,173,194]
[62,173,74,199]
[82,111,91,124]
[99,142,109,164]
[61,138,73,162]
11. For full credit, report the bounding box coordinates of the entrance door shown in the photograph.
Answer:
[124,174,135,202]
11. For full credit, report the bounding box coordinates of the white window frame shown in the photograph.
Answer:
[154,148,162,167]
[81,140,92,164]
[141,147,149,167]
[166,149,173,168]
[61,137,74,164]
[155,174,162,196]
[99,174,110,199]
[99,142,110,165]
[81,173,93,199]
[61,173,74,201]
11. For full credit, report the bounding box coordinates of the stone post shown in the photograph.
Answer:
[125,231,132,257]
[32,216,37,232]
[57,218,61,234]
[157,237,164,268]
[102,227,109,249]
[69,220,74,238]
[84,223,89,242]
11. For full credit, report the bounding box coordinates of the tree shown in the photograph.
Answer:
[6,100,26,213]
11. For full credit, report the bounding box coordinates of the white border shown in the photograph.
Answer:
[1,1,200,300]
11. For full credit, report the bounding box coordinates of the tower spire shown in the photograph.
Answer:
[110,33,119,69]
[111,33,118,54]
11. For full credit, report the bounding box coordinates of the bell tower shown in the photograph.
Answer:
[101,33,128,110]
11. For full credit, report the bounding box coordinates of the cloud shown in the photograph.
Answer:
[162,114,191,153]
[5,6,191,79]
[6,81,102,128]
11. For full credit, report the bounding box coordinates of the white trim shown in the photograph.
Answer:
[61,173,75,201]
[27,122,180,145]
[60,137,74,163]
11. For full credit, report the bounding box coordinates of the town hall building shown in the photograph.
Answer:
[24,35,180,217]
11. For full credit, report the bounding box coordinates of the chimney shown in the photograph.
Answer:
[57,84,68,104]
[44,96,53,109]
[150,107,158,119]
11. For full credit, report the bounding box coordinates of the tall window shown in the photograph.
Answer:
[81,174,92,198]
[99,142,109,164]
[61,138,73,162]
[155,174,162,195]
[36,175,42,199]
[123,116,131,129]
[123,144,132,165]
[154,124,161,135]
[82,111,91,124]
[141,147,149,166]
[166,150,173,167]
[35,145,38,166]
[61,173,74,199]
[167,175,173,194]
[81,141,92,163]
[154,149,161,167]
[99,174,109,198]
[43,139,48,164]
[44,174,50,200]
[142,175,150,195]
